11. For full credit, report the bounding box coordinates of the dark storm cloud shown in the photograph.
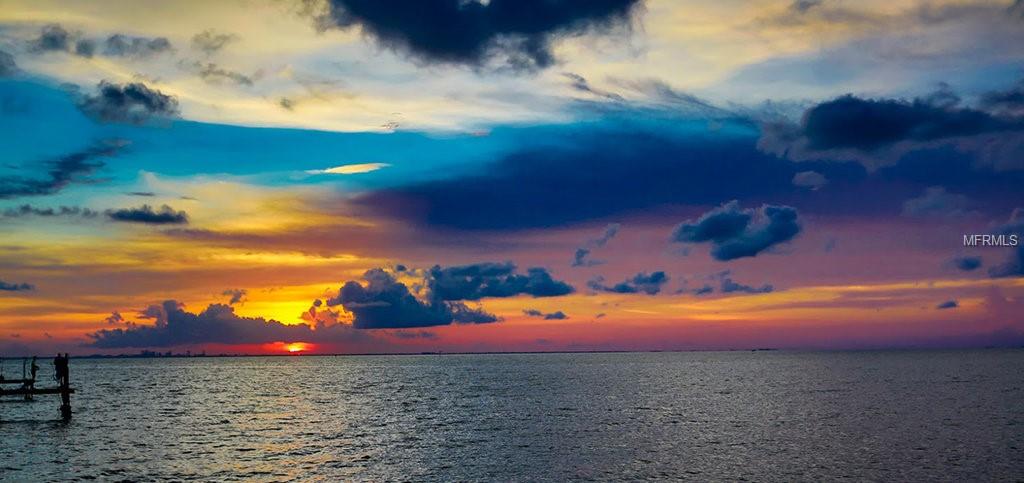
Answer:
[191,29,238,55]
[0,141,124,199]
[329,268,499,329]
[988,209,1024,278]
[0,279,34,292]
[355,130,809,230]
[2,204,99,219]
[588,271,668,295]
[106,204,189,225]
[936,300,958,310]
[952,255,982,271]
[316,0,640,70]
[572,223,620,267]
[222,289,247,305]
[427,262,574,301]
[759,82,1024,170]
[523,309,568,320]
[103,34,172,58]
[78,81,179,124]
[0,50,18,76]
[794,94,1019,151]
[671,201,801,261]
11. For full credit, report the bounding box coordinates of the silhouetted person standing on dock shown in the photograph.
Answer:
[53,353,71,418]
[53,353,68,387]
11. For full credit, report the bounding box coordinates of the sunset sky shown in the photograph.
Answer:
[1,0,1023,355]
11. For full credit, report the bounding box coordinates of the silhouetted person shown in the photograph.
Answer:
[53,353,72,418]
[22,356,40,401]
[30,356,38,383]
[54,353,68,387]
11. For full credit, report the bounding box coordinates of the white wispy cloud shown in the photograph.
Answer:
[306,163,391,175]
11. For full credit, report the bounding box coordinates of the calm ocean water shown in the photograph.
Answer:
[1,350,1022,481]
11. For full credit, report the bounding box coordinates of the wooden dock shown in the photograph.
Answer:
[0,355,75,420]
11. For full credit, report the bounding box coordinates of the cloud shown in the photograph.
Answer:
[28,24,76,53]
[306,163,391,175]
[106,204,189,225]
[0,50,18,77]
[88,301,317,348]
[104,312,126,325]
[792,170,827,190]
[691,284,714,296]
[758,85,1024,170]
[952,255,982,271]
[0,279,34,292]
[988,208,1024,278]
[716,271,773,294]
[28,24,170,59]
[588,271,668,295]
[2,205,99,219]
[572,223,620,267]
[427,262,574,301]
[797,94,1019,151]
[671,201,801,261]
[192,62,254,86]
[936,300,958,310]
[355,129,811,230]
[329,268,498,329]
[315,0,640,71]
[563,72,624,101]
[0,140,124,199]
[191,29,238,55]
[103,34,172,58]
[790,0,823,13]
[78,81,179,124]
[980,79,1024,115]
[126,191,156,197]
[222,289,247,305]
[523,309,569,320]
[901,186,974,219]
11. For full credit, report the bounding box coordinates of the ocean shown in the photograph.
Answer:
[2,350,1022,481]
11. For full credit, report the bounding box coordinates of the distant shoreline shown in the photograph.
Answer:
[59,345,1023,359]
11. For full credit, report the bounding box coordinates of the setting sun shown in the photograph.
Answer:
[285,342,311,353]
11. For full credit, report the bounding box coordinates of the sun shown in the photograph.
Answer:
[284,342,311,354]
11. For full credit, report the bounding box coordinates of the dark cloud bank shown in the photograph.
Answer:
[759,82,1024,172]
[315,0,640,70]
[92,262,575,346]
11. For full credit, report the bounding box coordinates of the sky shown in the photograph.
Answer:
[1,0,1023,356]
